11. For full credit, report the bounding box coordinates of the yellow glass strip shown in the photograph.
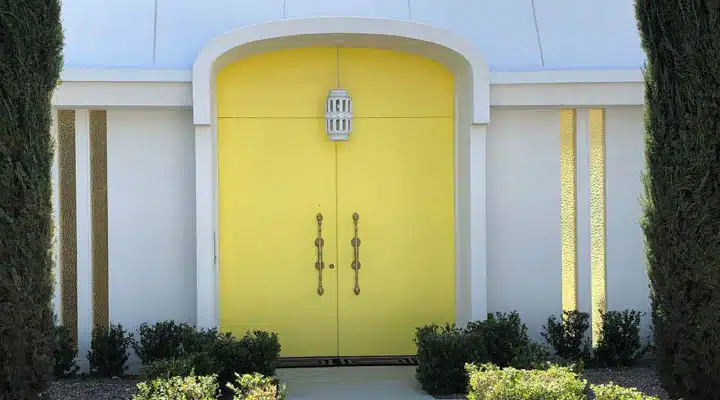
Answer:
[560,109,578,312]
[588,109,606,345]
[58,110,77,344]
[90,110,109,329]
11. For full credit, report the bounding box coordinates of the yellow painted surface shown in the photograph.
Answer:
[559,109,578,312]
[336,118,455,356]
[588,109,606,345]
[218,118,338,357]
[217,47,455,358]
[217,48,337,118]
[340,48,454,118]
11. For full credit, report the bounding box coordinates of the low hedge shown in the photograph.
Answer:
[466,363,659,400]
[133,372,285,400]
[134,321,281,387]
[467,363,587,400]
[134,373,219,400]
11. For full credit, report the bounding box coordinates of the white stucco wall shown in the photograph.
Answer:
[486,108,563,340]
[605,107,652,335]
[484,106,651,340]
[107,109,197,332]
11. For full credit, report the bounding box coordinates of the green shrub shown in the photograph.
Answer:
[542,310,592,363]
[227,373,287,400]
[54,325,79,379]
[133,373,219,400]
[210,331,281,387]
[514,341,584,373]
[132,321,198,364]
[591,383,659,400]
[594,310,645,367]
[414,323,488,396]
[0,0,64,397]
[466,363,587,400]
[636,0,720,398]
[468,311,532,368]
[239,330,282,377]
[139,352,219,381]
[87,323,133,377]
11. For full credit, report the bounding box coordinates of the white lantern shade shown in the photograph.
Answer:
[325,88,353,141]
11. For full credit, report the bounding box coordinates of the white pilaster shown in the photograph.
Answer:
[575,110,592,318]
[51,109,61,322]
[75,109,93,370]
[195,124,217,329]
[470,123,488,321]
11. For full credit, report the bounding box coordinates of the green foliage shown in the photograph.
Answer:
[227,373,287,400]
[515,341,584,374]
[132,322,281,388]
[414,323,488,396]
[636,0,720,398]
[210,331,281,387]
[414,312,575,396]
[53,325,79,379]
[0,0,64,397]
[87,323,132,377]
[542,310,592,363]
[133,373,219,400]
[132,321,219,364]
[591,383,659,400]
[468,312,532,368]
[466,363,587,400]
[139,352,219,381]
[594,310,645,367]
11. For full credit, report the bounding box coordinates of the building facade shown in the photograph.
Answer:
[53,0,648,368]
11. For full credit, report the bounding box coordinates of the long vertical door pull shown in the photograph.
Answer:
[315,213,325,295]
[351,212,361,295]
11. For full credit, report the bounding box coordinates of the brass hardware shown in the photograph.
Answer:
[350,212,361,295]
[315,213,325,296]
[329,264,335,269]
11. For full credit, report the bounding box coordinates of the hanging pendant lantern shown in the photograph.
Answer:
[325,88,353,141]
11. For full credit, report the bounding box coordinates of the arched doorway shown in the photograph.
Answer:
[192,18,492,362]
[217,47,455,360]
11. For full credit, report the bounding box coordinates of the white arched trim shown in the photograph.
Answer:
[191,16,489,331]
[192,16,489,125]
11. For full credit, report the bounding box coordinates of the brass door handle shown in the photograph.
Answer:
[350,212,361,295]
[315,213,325,296]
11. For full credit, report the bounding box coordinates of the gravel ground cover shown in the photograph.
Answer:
[44,367,672,399]
[583,367,671,400]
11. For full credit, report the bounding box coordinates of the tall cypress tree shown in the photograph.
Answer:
[636,1,720,398]
[0,1,64,398]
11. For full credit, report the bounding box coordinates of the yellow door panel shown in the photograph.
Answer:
[216,48,337,118]
[217,118,339,357]
[336,118,456,356]
[340,48,454,118]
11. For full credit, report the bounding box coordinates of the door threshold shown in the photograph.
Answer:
[277,355,418,369]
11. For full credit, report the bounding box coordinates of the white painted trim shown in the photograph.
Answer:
[195,125,216,329]
[53,82,191,109]
[575,110,592,320]
[191,17,490,125]
[58,67,643,85]
[469,124,488,321]
[51,80,645,108]
[74,110,93,371]
[51,110,61,322]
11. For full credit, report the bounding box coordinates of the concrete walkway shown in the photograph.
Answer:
[276,366,434,399]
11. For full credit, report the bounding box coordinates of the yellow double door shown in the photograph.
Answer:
[217,48,455,358]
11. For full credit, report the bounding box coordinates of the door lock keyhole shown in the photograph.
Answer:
[329,264,335,269]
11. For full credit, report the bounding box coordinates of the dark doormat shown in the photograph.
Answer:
[278,356,418,368]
